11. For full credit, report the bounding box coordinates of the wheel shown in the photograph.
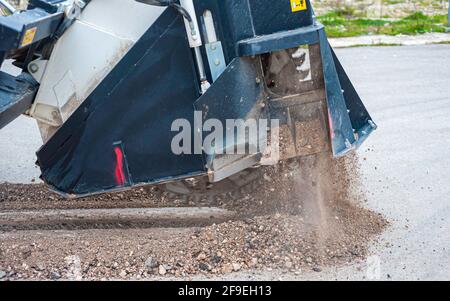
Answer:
[158,151,338,207]
[158,167,266,204]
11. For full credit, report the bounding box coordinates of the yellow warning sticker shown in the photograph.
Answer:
[21,27,37,47]
[290,0,307,12]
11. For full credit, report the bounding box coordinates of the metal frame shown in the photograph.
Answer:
[0,8,64,52]
[0,0,16,15]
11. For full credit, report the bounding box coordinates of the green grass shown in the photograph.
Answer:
[318,11,448,38]
[343,43,403,48]
[382,0,405,5]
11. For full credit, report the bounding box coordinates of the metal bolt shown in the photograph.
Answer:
[75,0,86,9]
[345,139,352,149]
[214,59,221,66]
[255,77,261,84]
[29,63,39,73]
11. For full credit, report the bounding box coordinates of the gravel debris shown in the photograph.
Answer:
[158,265,166,276]
[50,271,61,280]
[0,153,387,280]
[0,184,167,211]
[144,257,158,272]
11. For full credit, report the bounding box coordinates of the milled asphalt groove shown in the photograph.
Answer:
[0,207,237,231]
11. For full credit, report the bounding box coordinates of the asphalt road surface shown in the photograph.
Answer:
[0,44,449,280]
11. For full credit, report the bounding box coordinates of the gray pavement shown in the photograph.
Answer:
[0,44,449,280]
[338,44,450,280]
[0,116,41,183]
[0,62,41,183]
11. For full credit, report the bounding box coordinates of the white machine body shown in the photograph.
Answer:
[27,0,165,141]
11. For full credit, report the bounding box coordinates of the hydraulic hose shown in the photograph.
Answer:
[135,0,193,22]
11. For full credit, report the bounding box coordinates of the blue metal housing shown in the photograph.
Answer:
[0,1,64,130]
[0,72,38,129]
[0,7,63,53]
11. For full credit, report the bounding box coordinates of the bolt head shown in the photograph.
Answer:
[29,63,39,73]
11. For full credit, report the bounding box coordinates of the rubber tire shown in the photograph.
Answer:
[158,167,266,204]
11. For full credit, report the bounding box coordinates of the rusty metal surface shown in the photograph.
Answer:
[264,44,330,160]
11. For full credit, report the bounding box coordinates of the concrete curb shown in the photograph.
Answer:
[329,33,450,48]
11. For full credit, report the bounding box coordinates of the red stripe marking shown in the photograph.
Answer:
[114,146,126,186]
[328,110,335,140]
